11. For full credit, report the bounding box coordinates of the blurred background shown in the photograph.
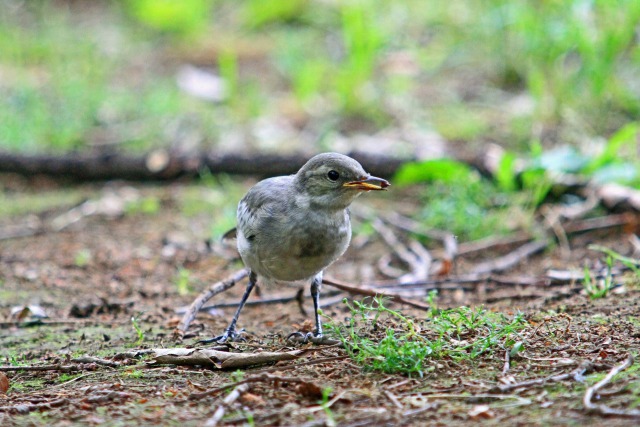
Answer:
[2,0,638,158]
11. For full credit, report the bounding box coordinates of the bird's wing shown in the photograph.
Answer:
[236,176,293,241]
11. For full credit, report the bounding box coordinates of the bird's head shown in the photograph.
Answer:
[294,153,389,209]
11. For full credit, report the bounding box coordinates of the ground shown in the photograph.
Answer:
[1,175,639,426]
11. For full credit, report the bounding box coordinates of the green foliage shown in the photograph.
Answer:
[218,49,239,103]
[582,256,614,300]
[420,180,512,241]
[320,387,335,426]
[57,373,79,383]
[126,0,214,36]
[589,245,640,276]
[131,314,145,346]
[0,7,109,152]
[125,196,161,215]
[123,369,144,379]
[335,0,384,115]
[394,159,477,186]
[243,0,308,28]
[482,0,640,124]
[0,190,85,218]
[73,249,92,268]
[495,151,517,192]
[394,159,522,240]
[174,267,193,296]
[588,245,640,290]
[324,297,525,377]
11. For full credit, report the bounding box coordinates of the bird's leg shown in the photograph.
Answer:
[288,272,335,344]
[200,271,257,344]
[295,288,308,316]
[287,272,336,344]
[310,272,323,338]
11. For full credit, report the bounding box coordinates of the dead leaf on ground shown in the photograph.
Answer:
[151,348,306,369]
[468,404,495,419]
[0,372,9,394]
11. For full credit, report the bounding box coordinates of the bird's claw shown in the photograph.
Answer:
[198,328,246,344]
[286,331,338,345]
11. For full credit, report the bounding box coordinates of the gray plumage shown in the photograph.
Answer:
[209,152,389,343]
[237,153,369,284]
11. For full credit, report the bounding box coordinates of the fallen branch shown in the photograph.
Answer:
[491,360,597,393]
[71,356,121,368]
[190,372,322,400]
[205,383,250,427]
[255,355,349,375]
[322,277,431,311]
[0,150,405,181]
[173,269,248,342]
[471,239,550,275]
[583,354,640,418]
[372,218,431,282]
[152,347,305,370]
[0,364,82,373]
[0,397,69,414]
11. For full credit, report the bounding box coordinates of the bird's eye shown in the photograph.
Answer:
[327,170,340,181]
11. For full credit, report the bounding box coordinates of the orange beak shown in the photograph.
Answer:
[343,176,390,191]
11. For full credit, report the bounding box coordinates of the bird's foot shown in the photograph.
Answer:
[286,331,340,346]
[198,328,245,344]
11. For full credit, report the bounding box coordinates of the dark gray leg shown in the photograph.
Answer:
[200,271,257,344]
[287,272,336,345]
[310,272,323,338]
[295,288,308,316]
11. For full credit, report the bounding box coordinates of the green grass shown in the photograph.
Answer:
[395,159,527,240]
[582,257,614,300]
[0,189,86,218]
[130,314,145,346]
[174,267,193,296]
[2,0,639,155]
[324,297,526,377]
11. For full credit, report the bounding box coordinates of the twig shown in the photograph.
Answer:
[382,212,458,260]
[205,383,250,427]
[502,350,510,376]
[0,364,82,373]
[0,318,116,329]
[583,354,640,418]
[372,218,430,283]
[255,355,349,374]
[173,269,248,342]
[0,398,69,414]
[0,221,44,241]
[383,390,404,410]
[190,373,319,400]
[403,393,531,407]
[471,239,550,275]
[322,278,431,311]
[176,290,345,314]
[456,232,532,256]
[563,213,636,234]
[71,356,120,367]
[541,205,571,259]
[491,360,596,393]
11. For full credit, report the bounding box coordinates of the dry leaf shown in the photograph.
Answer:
[296,381,323,399]
[468,404,494,419]
[0,372,9,394]
[240,392,266,406]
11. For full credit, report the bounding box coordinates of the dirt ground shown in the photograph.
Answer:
[1,176,639,426]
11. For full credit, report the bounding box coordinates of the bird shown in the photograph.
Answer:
[209,152,389,344]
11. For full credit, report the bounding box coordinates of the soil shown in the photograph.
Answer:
[1,175,639,426]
